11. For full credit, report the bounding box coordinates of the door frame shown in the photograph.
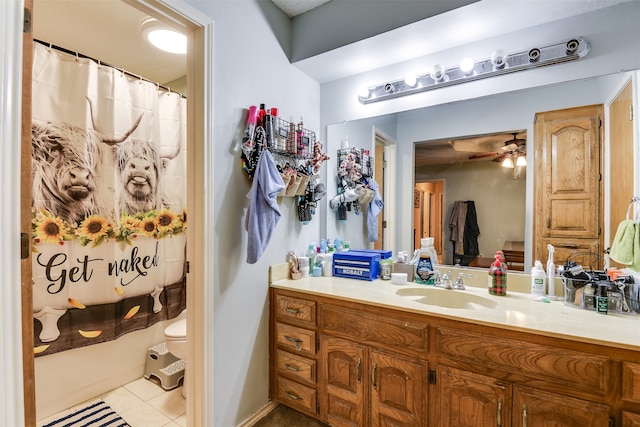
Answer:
[2,1,29,426]
[6,1,215,425]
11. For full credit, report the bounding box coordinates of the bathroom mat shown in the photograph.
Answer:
[42,400,130,427]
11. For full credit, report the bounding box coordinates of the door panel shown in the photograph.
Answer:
[323,336,366,427]
[512,385,609,427]
[609,80,634,268]
[437,366,510,427]
[370,350,425,427]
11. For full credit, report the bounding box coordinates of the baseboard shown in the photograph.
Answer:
[238,401,279,427]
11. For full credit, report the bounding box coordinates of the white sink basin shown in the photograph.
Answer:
[396,287,498,310]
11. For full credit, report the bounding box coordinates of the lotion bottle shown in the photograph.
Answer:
[531,260,547,297]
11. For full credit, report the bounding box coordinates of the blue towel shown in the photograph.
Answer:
[367,179,383,242]
[245,150,285,264]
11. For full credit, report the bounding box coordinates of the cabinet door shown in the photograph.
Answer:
[437,366,510,427]
[623,411,640,427]
[534,105,603,264]
[323,335,366,427]
[370,350,426,427]
[512,385,609,427]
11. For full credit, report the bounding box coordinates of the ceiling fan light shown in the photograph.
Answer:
[516,154,527,167]
[502,156,514,168]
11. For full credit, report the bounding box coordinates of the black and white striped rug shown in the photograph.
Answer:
[42,400,130,427]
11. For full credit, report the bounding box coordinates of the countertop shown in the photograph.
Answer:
[270,266,640,352]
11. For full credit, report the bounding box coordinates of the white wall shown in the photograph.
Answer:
[183,1,320,425]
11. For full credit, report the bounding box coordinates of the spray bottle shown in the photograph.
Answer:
[547,244,557,300]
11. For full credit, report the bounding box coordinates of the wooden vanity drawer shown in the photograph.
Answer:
[320,304,429,352]
[276,322,316,355]
[276,349,316,383]
[622,363,640,405]
[276,376,317,415]
[276,294,316,326]
[436,327,609,394]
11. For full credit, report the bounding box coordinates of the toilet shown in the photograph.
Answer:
[164,318,187,397]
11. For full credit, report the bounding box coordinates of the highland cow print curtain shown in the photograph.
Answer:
[31,42,187,356]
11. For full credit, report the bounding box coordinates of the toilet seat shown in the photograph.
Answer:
[164,318,186,340]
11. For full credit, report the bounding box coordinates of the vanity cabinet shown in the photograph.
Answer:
[270,286,637,426]
[323,335,426,426]
[533,104,603,266]
[321,304,428,426]
[621,362,640,426]
[436,366,610,427]
[271,293,320,417]
[436,366,510,427]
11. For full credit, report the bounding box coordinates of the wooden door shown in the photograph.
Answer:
[512,386,609,427]
[534,105,603,266]
[323,335,367,427]
[22,0,36,425]
[437,366,511,427]
[609,80,634,267]
[370,350,425,427]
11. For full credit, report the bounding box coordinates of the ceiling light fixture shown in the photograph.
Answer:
[516,154,527,167]
[501,155,515,169]
[141,18,187,55]
[358,37,589,105]
[460,57,475,75]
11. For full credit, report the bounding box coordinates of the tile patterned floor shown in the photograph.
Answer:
[36,377,186,427]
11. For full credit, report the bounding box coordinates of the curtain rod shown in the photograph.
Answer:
[34,39,185,98]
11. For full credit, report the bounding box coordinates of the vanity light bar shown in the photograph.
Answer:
[358,37,590,105]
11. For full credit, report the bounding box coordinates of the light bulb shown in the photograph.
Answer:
[516,154,527,167]
[404,74,417,87]
[460,57,475,75]
[430,64,446,82]
[501,156,514,168]
[491,49,508,69]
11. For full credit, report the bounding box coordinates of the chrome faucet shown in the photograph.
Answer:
[435,270,453,289]
[453,272,473,290]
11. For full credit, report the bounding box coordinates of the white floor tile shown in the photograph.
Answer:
[174,414,188,427]
[100,386,145,415]
[124,377,166,401]
[119,403,172,427]
[148,387,186,420]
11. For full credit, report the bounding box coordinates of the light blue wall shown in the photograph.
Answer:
[320,2,640,270]
[185,1,320,425]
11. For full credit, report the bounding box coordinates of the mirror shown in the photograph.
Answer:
[324,71,634,272]
[414,130,526,270]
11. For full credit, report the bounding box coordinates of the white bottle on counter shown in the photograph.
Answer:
[531,260,547,297]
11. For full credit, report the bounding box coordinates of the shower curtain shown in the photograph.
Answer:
[30,42,187,356]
